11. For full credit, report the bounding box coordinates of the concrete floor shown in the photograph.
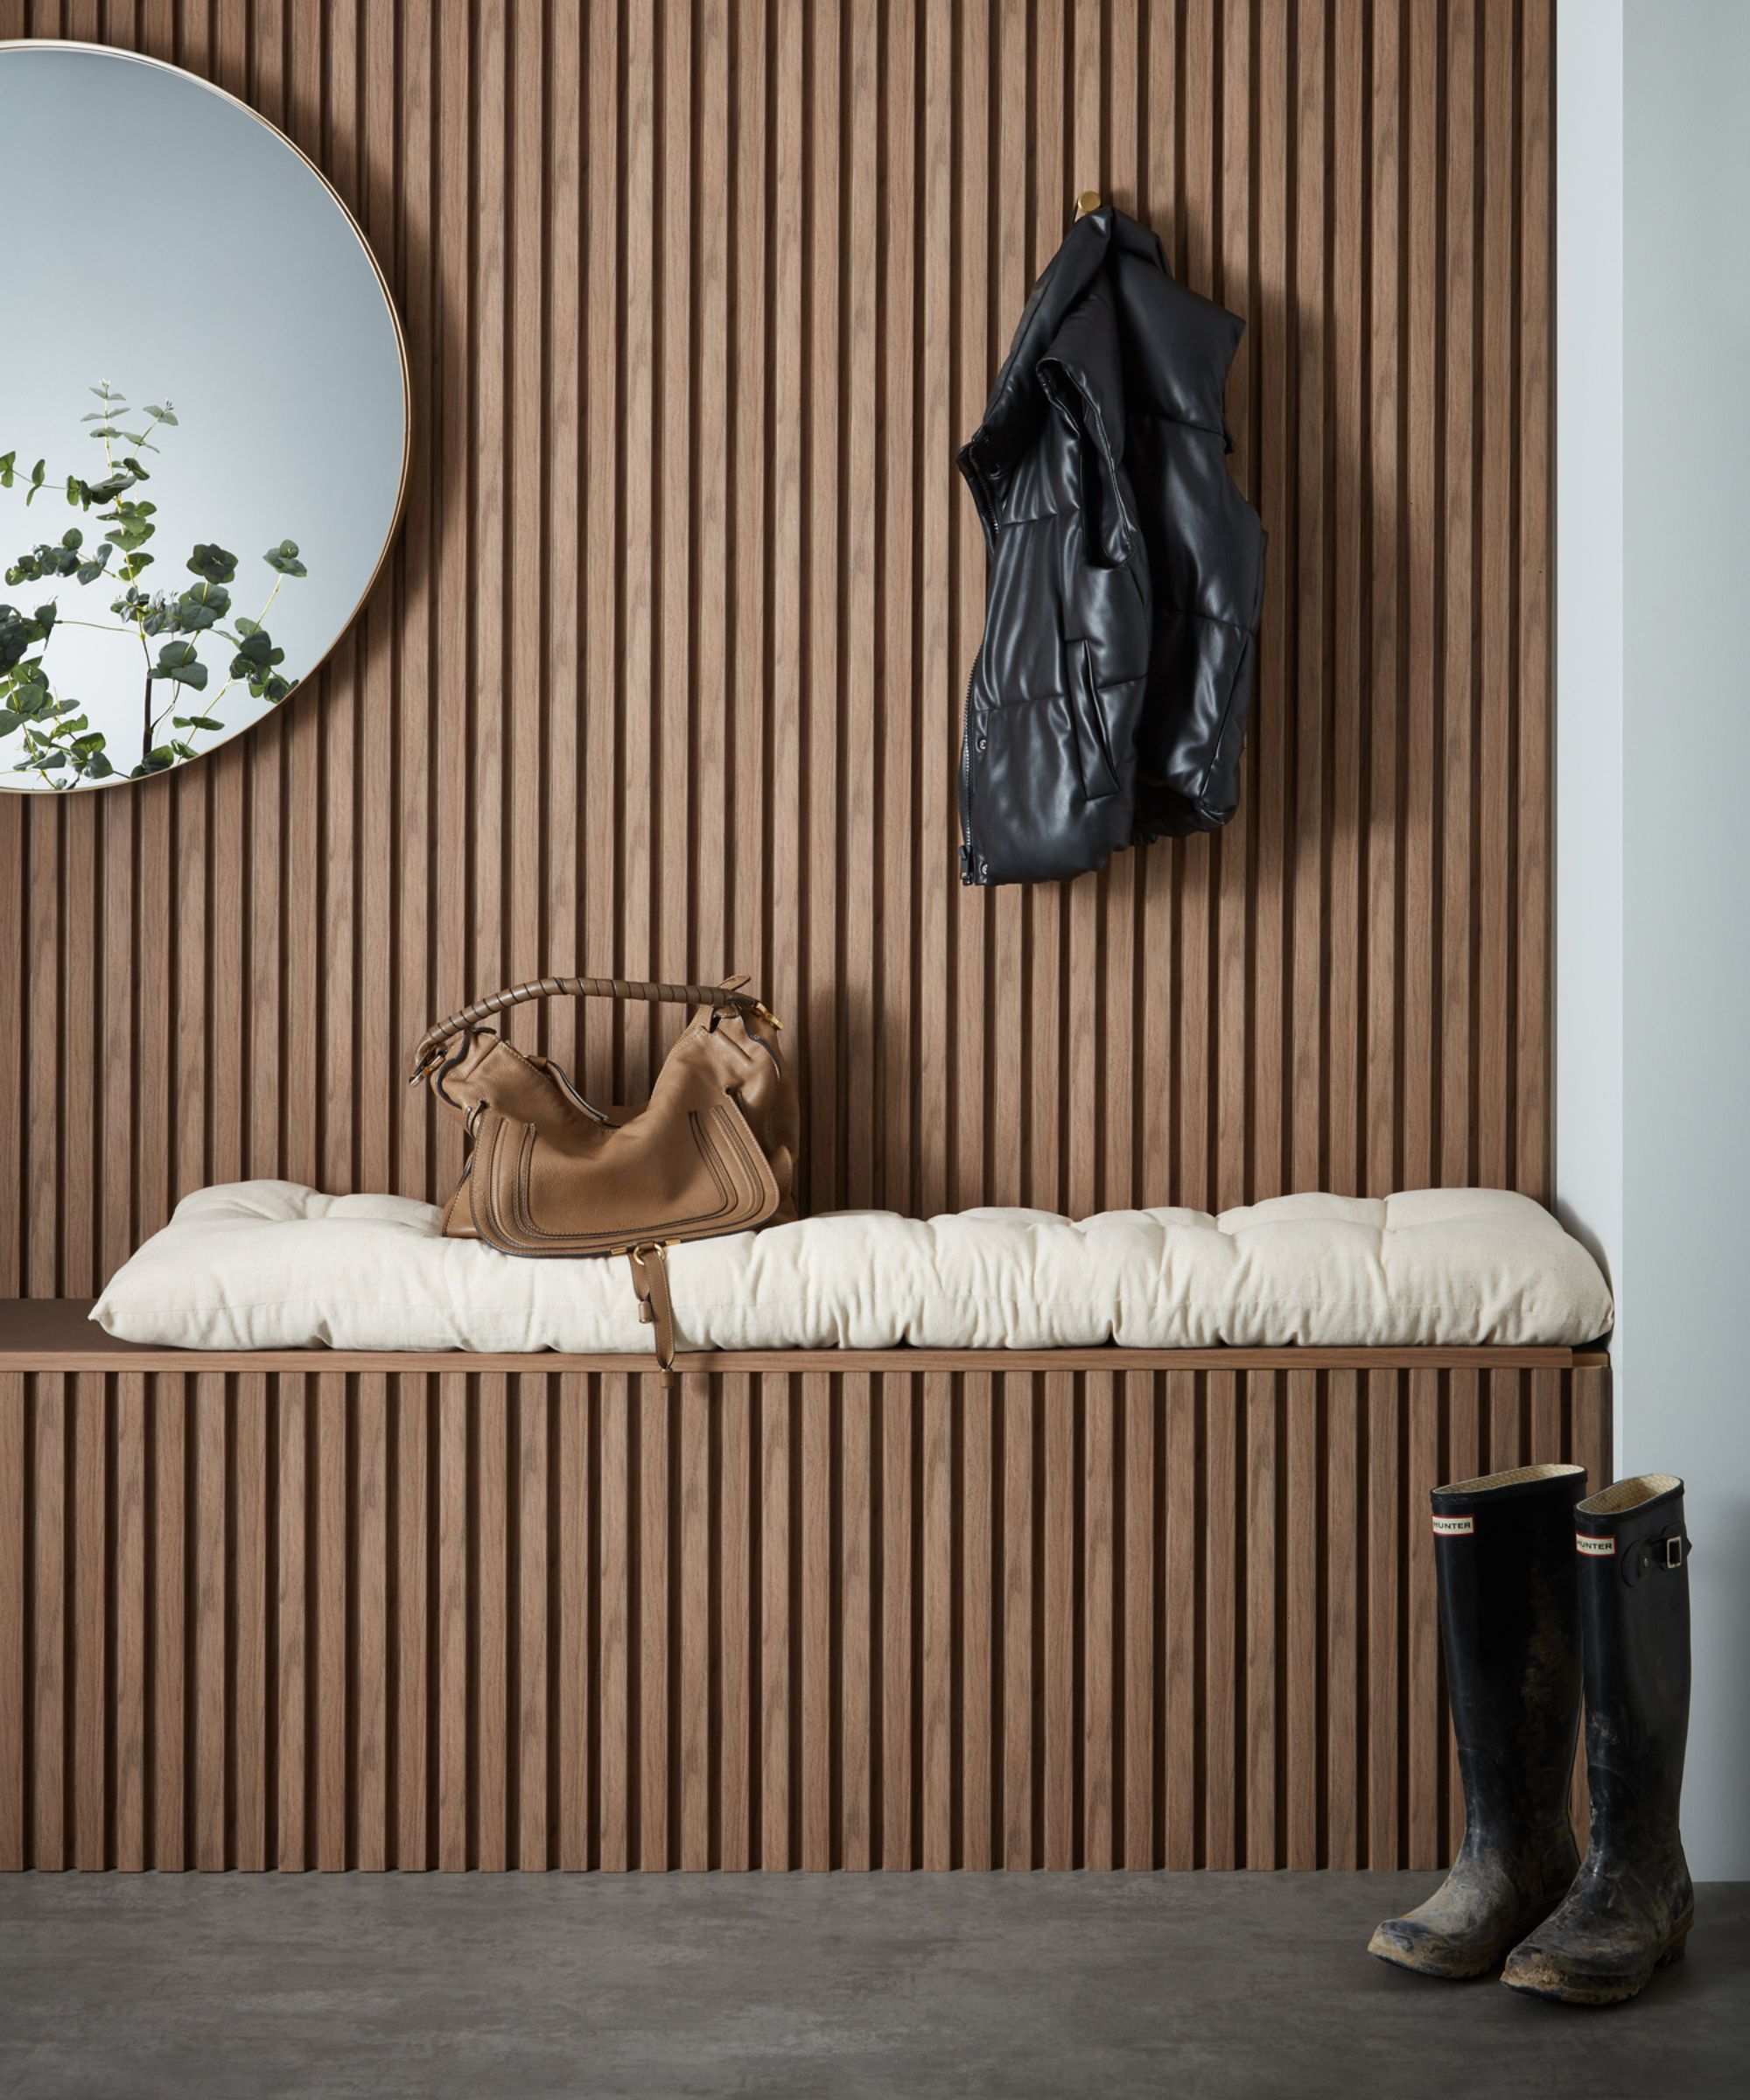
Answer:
[0,1873,1744,2100]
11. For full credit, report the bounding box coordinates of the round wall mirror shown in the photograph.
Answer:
[0,43,409,791]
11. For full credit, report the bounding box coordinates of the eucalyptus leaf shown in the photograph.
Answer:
[103,501,157,551]
[186,543,238,584]
[175,579,231,632]
[151,640,208,690]
[229,628,282,665]
[263,538,307,578]
[0,608,32,675]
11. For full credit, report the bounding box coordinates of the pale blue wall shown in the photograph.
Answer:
[1560,0,1750,1880]
[1621,0,1750,1882]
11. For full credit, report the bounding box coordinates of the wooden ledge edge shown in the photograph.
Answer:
[0,1301,1602,1376]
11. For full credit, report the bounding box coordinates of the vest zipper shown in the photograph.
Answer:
[959,660,981,884]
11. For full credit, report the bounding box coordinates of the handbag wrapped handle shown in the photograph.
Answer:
[409,975,774,1083]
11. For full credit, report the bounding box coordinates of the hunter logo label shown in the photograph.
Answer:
[1432,1514,1474,1537]
[1576,1533,1616,1558]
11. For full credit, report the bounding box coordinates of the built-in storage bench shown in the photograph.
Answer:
[0,1305,1608,1873]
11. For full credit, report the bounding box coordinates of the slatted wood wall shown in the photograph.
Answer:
[0,0,1552,1294]
[0,1358,1607,1872]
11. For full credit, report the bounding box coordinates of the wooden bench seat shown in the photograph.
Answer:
[0,1299,1610,1876]
[1,1298,1596,1375]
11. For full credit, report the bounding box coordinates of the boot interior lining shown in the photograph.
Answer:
[1578,1473,1681,1516]
[1436,1462,1586,1495]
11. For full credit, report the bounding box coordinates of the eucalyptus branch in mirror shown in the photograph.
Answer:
[0,381,310,788]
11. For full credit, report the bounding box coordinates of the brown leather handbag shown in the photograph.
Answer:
[409,975,798,1376]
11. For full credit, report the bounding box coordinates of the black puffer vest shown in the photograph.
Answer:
[956,206,1265,886]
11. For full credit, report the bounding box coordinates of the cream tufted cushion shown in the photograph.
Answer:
[90,1181,1614,1354]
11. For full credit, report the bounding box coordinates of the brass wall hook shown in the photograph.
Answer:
[1074,188,1101,220]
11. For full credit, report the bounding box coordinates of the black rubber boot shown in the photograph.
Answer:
[1368,1463,1586,1978]
[1502,1474,1695,2006]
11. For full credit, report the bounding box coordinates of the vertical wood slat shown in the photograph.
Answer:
[1164,1371,1199,1870]
[759,1374,790,1871]
[802,1374,833,1872]
[72,1375,105,1870]
[29,1377,64,1867]
[112,1373,147,1871]
[555,1373,588,1872]
[879,1373,913,1872]
[1284,1368,1320,1870]
[920,1373,953,1871]
[276,1376,306,1871]
[435,1375,467,1872]
[154,1376,186,1870]
[596,1375,630,1873]
[1404,1368,1442,1869]
[839,1374,873,1872]
[0,1375,22,1871]
[356,1373,389,1872]
[395,1371,430,1870]
[192,1376,226,1872]
[717,1375,752,1872]
[1203,1373,1238,1871]
[476,1374,508,1872]
[234,1374,269,1872]
[961,1372,994,1872]
[2,1356,1603,1872]
[677,1376,710,1873]
[1121,1373,1157,1872]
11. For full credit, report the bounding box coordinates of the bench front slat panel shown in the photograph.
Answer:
[0,1357,1612,1872]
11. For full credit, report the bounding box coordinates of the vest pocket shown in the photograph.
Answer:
[1068,640,1120,802]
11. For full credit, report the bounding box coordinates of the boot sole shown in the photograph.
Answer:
[1500,1917,1692,2006]
[1367,1931,1498,1981]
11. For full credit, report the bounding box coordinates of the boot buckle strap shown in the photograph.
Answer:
[1622,1529,1690,1584]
